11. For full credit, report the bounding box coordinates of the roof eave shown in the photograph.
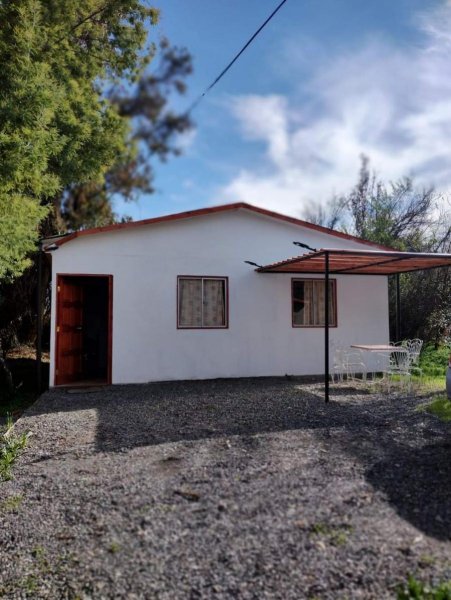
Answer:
[48,202,394,251]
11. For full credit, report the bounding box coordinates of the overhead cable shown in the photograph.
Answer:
[186,0,289,114]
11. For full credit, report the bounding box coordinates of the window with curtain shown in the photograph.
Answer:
[178,277,228,328]
[292,279,337,327]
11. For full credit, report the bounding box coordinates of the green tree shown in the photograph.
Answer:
[0,1,193,395]
[304,157,451,343]
[345,156,439,251]
[0,0,159,279]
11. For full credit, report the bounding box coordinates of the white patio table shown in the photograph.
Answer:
[350,344,408,353]
[350,344,409,387]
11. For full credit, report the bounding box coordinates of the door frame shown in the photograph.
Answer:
[55,274,113,386]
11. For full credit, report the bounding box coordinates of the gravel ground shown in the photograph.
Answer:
[0,378,450,599]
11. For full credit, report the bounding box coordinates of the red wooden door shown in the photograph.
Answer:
[55,277,84,385]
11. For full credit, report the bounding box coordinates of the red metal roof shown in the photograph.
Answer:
[44,202,394,251]
[257,248,451,275]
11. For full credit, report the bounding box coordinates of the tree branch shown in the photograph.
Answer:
[51,3,111,47]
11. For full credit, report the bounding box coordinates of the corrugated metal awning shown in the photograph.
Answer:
[257,248,451,275]
[255,247,451,404]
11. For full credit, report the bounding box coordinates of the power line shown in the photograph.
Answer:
[187,0,289,115]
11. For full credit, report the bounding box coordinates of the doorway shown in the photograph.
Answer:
[55,275,113,386]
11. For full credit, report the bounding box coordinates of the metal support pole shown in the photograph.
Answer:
[395,273,401,342]
[36,242,43,394]
[325,251,330,403]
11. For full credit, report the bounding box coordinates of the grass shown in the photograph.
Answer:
[0,493,24,512]
[413,376,446,393]
[405,343,448,395]
[361,344,449,396]
[309,522,353,546]
[418,345,450,378]
[362,374,444,397]
[0,545,80,597]
[108,541,121,554]
[417,395,451,423]
[397,575,451,599]
[410,344,449,395]
[418,555,436,567]
[0,416,29,481]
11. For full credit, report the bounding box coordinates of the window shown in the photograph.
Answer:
[292,279,337,327]
[178,277,228,328]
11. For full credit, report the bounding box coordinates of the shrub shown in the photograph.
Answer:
[0,417,28,481]
[397,576,451,599]
[417,396,451,423]
[419,345,450,378]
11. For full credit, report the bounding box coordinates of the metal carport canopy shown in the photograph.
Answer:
[256,248,451,276]
[255,248,451,402]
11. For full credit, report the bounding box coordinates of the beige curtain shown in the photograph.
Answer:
[178,279,202,327]
[314,281,324,325]
[293,280,335,326]
[328,282,336,325]
[203,279,225,327]
[313,281,335,325]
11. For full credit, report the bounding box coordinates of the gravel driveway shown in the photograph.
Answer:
[0,379,450,599]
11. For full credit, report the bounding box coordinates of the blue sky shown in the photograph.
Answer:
[114,0,450,221]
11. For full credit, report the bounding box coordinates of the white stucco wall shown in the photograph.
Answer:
[49,208,390,385]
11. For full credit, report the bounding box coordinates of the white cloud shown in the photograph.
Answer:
[218,5,451,217]
[229,95,290,169]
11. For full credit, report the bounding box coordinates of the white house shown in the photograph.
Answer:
[44,202,391,387]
